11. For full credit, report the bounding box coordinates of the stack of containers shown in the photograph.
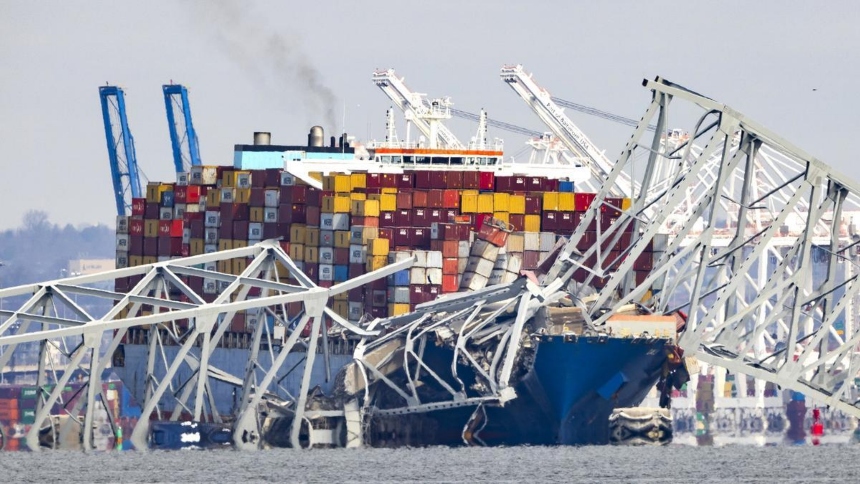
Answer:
[460,217,510,291]
[0,387,21,451]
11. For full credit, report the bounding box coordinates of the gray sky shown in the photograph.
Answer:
[1,1,858,230]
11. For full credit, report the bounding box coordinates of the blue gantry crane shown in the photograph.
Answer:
[99,86,143,217]
[162,84,202,173]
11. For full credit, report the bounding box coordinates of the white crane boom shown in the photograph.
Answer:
[501,64,634,197]
[372,69,464,149]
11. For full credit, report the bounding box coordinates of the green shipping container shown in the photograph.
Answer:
[21,408,36,424]
[20,387,38,399]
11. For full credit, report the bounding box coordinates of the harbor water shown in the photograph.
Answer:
[2,444,859,483]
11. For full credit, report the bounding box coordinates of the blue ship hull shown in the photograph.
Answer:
[368,335,672,446]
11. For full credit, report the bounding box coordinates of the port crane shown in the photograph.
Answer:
[372,69,464,149]
[163,84,202,173]
[99,86,142,216]
[501,64,635,197]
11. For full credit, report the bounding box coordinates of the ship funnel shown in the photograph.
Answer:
[339,132,349,148]
[253,132,271,145]
[309,126,325,147]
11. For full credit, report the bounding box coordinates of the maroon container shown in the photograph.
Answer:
[509,214,525,232]
[129,235,144,255]
[413,208,430,227]
[411,227,431,248]
[145,202,160,219]
[281,186,308,205]
[306,187,322,206]
[446,171,463,189]
[394,227,411,246]
[158,237,183,256]
[602,197,623,217]
[479,172,495,190]
[190,220,205,238]
[219,223,233,239]
[380,211,396,228]
[333,248,349,265]
[414,171,432,189]
[132,198,146,216]
[427,190,444,208]
[265,169,281,187]
[394,209,413,226]
[221,203,249,222]
[575,193,596,212]
[348,287,364,302]
[524,195,541,214]
[369,277,388,291]
[445,209,460,222]
[263,222,280,239]
[370,307,388,319]
[381,173,397,188]
[412,190,428,208]
[249,188,266,206]
[522,250,541,270]
[409,285,427,304]
[463,171,480,189]
[378,227,393,241]
[250,172,265,188]
[542,211,559,231]
[576,231,597,252]
[349,263,365,279]
[367,173,382,188]
[129,219,144,237]
[429,209,445,224]
[525,176,544,192]
[306,205,321,227]
[429,171,447,189]
[396,173,414,189]
[233,221,249,238]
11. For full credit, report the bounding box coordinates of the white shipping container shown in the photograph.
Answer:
[220,188,235,203]
[115,250,129,269]
[204,211,220,228]
[501,271,519,284]
[280,172,296,186]
[507,232,524,253]
[493,251,509,270]
[182,228,191,245]
[248,223,263,240]
[319,247,334,264]
[458,241,471,258]
[185,204,201,213]
[319,264,334,281]
[264,207,278,223]
[523,232,540,252]
[348,302,364,321]
[159,208,173,220]
[236,172,252,189]
[116,234,130,250]
[488,268,505,285]
[349,244,367,263]
[203,279,218,294]
[320,230,334,247]
[264,189,280,208]
[190,166,218,186]
[116,216,129,234]
[506,255,523,274]
[459,271,488,292]
[465,256,496,278]
[412,250,428,268]
[392,287,410,304]
[430,222,441,240]
[392,251,413,263]
[204,228,219,243]
[204,244,218,254]
[539,232,556,252]
[470,239,500,261]
[458,257,468,274]
[426,251,443,269]
[331,213,349,231]
[426,268,443,284]
[409,267,427,285]
[321,213,334,230]
[173,204,186,220]
[176,172,189,186]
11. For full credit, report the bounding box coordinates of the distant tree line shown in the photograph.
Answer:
[0,210,115,288]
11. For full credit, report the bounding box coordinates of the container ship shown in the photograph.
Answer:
[103,114,682,449]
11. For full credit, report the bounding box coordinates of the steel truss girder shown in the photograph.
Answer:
[0,240,414,451]
[556,76,860,417]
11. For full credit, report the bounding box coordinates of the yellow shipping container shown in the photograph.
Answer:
[144,220,159,238]
[543,192,559,211]
[142,256,157,265]
[334,174,352,193]
[250,207,265,223]
[621,198,632,210]
[389,303,411,316]
[509,195,526,214]
[217,260,231,274]
[524,215,541,233]
[334,231,351,248]
[290,224,307,244]
[349,192,367,201]
[334,291,348,301]
[129,255,143,267]
[322,174,336,191]
[275,260,291,278]
[308,171,323,182]
[366,255,387,271]
[235,188,251,204]
[351,199,380,217]
[206,189,220,207]
[558,192,575,211]
[493,193,510,212]
[219,239,233,251]
[461,193,478,213]
[380,193,397,211]
[369,238,389,256]
[323,196,351,213]
[304,246,319,263]
[350,173,367,189]
[477,194,494,213]
[190,239,204,255]
[381,187,398,194]
[493,212,510,225]
[289,243,305,261]
[333,301,349,318]
[233,240,248,249]
[232,258,247,275]
[146,183,171,203]
[306,227,320,246]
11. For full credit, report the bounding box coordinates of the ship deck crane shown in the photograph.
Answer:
[163,84,202,173]
[372,69,464,149]
[501,64,635,197]
[99,86,142,216]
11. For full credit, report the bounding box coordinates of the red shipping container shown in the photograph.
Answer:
[634,252,653,271]
[367,173,382,188]
[576,231,598,252]
[130,219,145,236]
[442,274,459,293]
[442,257,459,274]
[409,285,427,304]
[477,221,508,247]
[394,227,411,246]
[428,285,441,301]
[602,197,623,217]
[430,171,447,189]
[370,306,388,319]
[575,193,596,212]
[446,171,463,189]
[427,190,444,208]
[545,178,559,192]
[442,190,460,208]
[413,208,430,227]
[186,186,203,204]
[158,220,183,237]
[333,248,349,265]
[251,172,265,188]
[378,227,393,241]
[380,211,397,228]
[429,209,445,223]
[394,209,412,226]
[184,211,204,221]
[479,172,495,190]
[396,192,413,210]
[278,204,307,224]
[306,205,321,227]
[131,198,146,216]
[414,171,432,189]
[381,173,397,188]
[174,186,188,203]
[441,241,459,258]
[351,216,379,228]
[525,195,541,214]
[396,173,414,189]
[463,171,480,189]
[412,190,428,208]
[522,250,541,269]
[509,214,525,231]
